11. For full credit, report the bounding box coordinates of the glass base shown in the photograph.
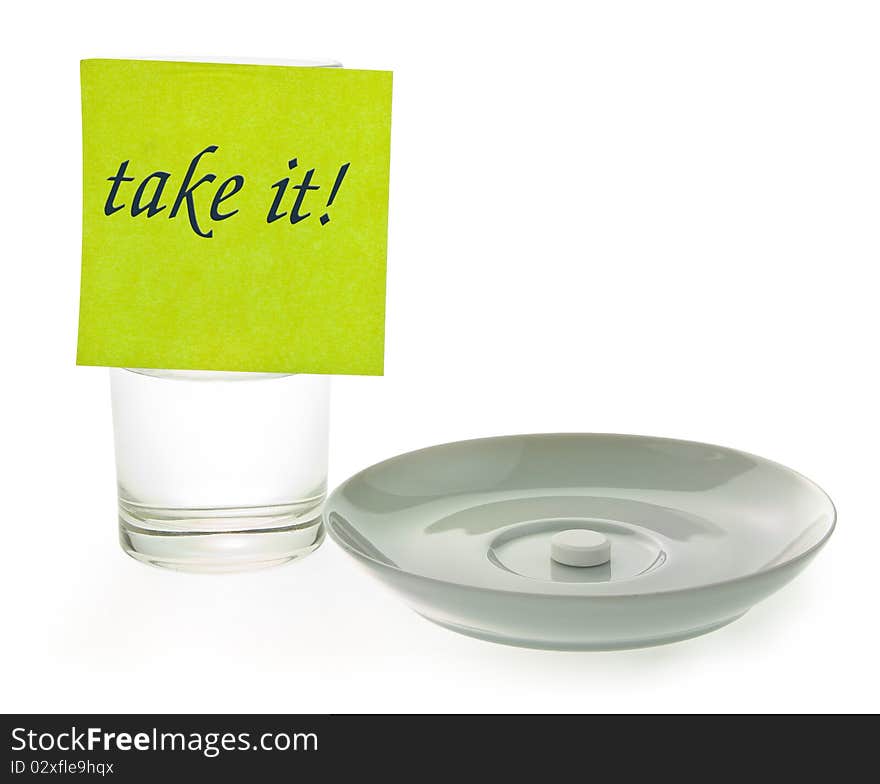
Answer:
[118,499,324,573]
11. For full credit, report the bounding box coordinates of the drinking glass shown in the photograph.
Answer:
[105,57,339,572]
[111,369,330,572]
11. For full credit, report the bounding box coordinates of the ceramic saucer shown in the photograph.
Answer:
[325,434,835,650]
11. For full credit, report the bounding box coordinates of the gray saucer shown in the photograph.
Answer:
[325,434,835,650]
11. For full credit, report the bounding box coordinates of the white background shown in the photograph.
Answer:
[2,1,877,713]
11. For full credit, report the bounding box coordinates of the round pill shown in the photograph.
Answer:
[550,529,612,567]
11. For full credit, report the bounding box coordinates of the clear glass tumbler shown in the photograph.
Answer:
[111,369,330,572]
[104,56,340,572]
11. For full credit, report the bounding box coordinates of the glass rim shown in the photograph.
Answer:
[121,368,295,382]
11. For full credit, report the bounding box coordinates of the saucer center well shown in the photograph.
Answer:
[488,517,666,585]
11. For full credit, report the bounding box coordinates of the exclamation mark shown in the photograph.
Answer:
[320,163,350,225]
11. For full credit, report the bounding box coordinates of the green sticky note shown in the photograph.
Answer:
[77,59,392,375]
